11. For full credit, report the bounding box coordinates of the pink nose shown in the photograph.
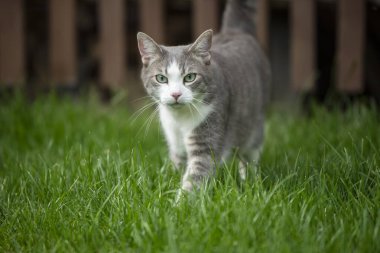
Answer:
[171,92,182,101]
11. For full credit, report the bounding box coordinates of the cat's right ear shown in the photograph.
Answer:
[137,32,162,67]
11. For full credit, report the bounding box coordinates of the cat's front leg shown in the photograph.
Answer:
[167,134,186,169]
[160,114,186,169]
[169,150,186,169]
[181,134,218,191]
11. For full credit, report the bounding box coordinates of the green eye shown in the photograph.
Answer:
[155,74,168,83]
[184,73,197,83]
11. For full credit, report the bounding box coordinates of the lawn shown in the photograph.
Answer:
[0,94,379,252]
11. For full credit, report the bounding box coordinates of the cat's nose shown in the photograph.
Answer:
[171,92,182,101]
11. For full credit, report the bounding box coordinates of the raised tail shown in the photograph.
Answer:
[221,0,257,36]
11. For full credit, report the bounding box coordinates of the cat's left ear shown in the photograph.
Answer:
[188,29,213,65]
[137,32,163,67]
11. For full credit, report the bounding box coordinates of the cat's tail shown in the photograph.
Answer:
[220,0,257,36]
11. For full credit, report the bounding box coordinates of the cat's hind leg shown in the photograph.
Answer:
[238,146,262,181]
[238,160,248,181]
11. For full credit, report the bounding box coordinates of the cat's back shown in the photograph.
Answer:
[210,30,270,150]
[212,31,259,59]
[211,30,270,105]
[212,30,268,80]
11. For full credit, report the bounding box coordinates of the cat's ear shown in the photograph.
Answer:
[188,29,213,65]
[137,32,163,67]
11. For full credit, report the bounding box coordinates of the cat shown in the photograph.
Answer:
[137,0,270,192]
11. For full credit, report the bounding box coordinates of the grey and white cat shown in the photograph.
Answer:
[137,0,270,191]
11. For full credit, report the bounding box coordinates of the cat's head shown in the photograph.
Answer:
[137,30,213,108]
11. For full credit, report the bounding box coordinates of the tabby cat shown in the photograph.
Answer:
[137,0,270,191]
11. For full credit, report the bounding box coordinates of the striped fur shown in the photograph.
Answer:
[137,0,270,191]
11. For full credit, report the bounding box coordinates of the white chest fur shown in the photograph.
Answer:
[160,103,213,134]
[159,103,213,153]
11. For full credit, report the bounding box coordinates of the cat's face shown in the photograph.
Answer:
[137,30,213,108]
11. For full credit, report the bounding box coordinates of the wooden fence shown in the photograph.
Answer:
[0,0,366,95]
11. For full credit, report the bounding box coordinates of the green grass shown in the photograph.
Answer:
[0,94,379,252]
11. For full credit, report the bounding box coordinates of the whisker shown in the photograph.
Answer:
[190,101,215,139]
[192,97,210,106]
[193,91,212,99]
[131,95,152,103]
[144,107,159,137]
[130,101,157,124]
[188,102,196,120]
[137,109,154,137]
[191,102,211,131]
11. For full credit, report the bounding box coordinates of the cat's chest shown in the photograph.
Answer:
[159,104,213,135]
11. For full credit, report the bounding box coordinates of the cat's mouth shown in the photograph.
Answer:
[168,102,185,108]
[165,101,189,108]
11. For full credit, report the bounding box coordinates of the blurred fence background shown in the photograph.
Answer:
[0,0,379,104]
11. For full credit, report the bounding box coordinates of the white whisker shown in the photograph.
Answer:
[190,102,211,132]
[130,101,157,124]
[143,106,159,137]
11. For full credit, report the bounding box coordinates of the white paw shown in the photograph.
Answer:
[181,180,193,192]
[239,161,247,181]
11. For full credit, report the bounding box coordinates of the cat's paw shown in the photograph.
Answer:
[181,180,194,192]
[174,188,186,206]
[173,181,194,206]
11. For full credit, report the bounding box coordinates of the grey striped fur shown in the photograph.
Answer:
[137,0,270,191]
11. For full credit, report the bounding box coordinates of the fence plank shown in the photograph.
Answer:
[0,0,24,85]
[337,0,365,93]
[49,0,76,86]
[256,0,270,53]
[290,0,316,92]
[139,0,165,43]
[99,0,126,89]
[193,0,219,39]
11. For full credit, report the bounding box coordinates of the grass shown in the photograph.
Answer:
[0,94,379,252]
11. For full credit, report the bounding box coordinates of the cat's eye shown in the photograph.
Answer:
[183,73,197,84]
[155,74,168,84]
